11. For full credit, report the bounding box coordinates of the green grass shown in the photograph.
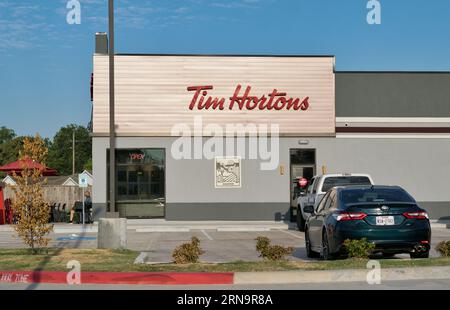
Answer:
[0,248,449,272]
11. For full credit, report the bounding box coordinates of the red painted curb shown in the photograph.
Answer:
[0,270,234,285]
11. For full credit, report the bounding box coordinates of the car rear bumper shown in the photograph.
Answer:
[370,241,430,254]
[331,222,431,254]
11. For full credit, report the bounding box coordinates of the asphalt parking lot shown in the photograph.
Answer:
[130,227,450,263]
[131,229,306,263]
[1,225,449,263]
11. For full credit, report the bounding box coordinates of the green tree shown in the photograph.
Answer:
[1,135,52,167]
[83,158,92,172]
[0,126,15,144]
[0,137,21,166]
[0,126,16,166]
[47,125,92,175]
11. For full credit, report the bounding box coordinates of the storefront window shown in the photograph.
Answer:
[107,149,165,202]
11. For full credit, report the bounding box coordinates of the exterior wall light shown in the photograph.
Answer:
[298,139,309,145]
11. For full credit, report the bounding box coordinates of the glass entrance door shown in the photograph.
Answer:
[290,149,316,221]
[108,149,165,218]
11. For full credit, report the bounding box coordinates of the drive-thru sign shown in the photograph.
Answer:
[78,173,89,188]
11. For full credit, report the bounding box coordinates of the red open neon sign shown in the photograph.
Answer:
[130,153,145,160]
[187,85,310,111]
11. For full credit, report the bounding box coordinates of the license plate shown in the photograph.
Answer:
[376,216,395,226]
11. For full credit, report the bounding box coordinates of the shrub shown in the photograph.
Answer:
[172,236,205,264]
[255,236,294,261]
[343,238,375,259]
[435,241,450,257]
[255,236,271,252]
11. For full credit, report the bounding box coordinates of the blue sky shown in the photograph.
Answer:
[1,0,450,138]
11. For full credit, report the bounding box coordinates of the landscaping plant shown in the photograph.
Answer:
[435,241,450,257]
[255,236,294,261]
[172,236,205,264]
[10,135,53,254]
[343,238,375,259]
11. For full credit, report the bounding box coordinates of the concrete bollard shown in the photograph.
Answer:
[97,218,127,249]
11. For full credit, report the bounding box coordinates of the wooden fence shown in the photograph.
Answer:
[3,185,92,209]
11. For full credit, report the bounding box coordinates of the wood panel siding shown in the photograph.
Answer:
[93,55,335,136]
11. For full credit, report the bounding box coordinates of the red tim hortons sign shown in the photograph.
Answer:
[187,85,310,111]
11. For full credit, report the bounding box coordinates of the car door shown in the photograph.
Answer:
[325,191,340,250]
[308,191,331,249]
[316,191,335,246]
[322,190,336,233]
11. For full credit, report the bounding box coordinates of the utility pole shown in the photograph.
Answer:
[108,0,116,214]
[72,131,75,175]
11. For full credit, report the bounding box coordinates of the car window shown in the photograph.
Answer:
[307,177,315,194]
[331,192,338,209]
[322,176,372,192]
[316,192,330,213]
[312,177,321,194]
[341,188,415,206]
[324,191,336,211]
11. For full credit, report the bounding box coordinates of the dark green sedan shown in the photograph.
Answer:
[304,185,431,260]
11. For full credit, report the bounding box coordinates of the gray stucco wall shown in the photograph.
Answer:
[93,136,450,220]
[336,72,450,117]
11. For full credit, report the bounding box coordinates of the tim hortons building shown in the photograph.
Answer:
[91,33,450,221]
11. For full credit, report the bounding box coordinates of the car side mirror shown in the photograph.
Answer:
[303,205,315,214]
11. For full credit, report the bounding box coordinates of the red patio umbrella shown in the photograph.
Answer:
[0,159,58,176]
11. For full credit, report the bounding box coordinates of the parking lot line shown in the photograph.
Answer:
[201,229,213,240]
[277,229,304,239]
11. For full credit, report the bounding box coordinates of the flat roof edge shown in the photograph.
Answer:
[109,53,335,58]
[336,71,450,74]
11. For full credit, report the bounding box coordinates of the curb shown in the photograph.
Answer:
[233,266,450,284]
[1,266,450,286]
[54,227,98,234]
[0,271,234,285]
[430,220,450,229]
[431,223,450,229]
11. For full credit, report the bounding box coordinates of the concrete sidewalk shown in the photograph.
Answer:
[0,220,294,233]
[234,266,450,284]
[1,219,448,234]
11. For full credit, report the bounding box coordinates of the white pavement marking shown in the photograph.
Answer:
[201,229,213,240]
[134,252,147,264]
[277,229,304,239]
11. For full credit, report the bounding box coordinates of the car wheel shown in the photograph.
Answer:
[321,230,333,261]
[296,208,306,232]
[305,228,318,258]
[410,251,429,259]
